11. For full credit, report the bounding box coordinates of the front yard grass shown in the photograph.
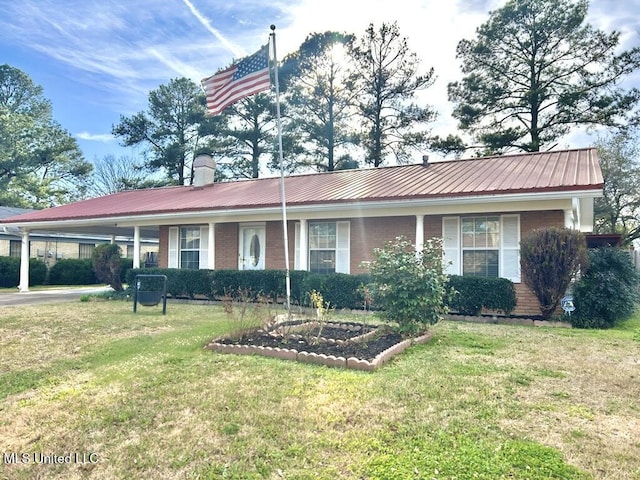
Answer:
[0,301,639,479]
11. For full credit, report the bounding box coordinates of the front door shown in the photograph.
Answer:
[239,225,265,270]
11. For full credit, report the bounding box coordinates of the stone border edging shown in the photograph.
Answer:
[272,321,380,345]
[205,330,434,371]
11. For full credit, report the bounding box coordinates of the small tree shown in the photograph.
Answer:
[520,228,587,319]
[92,244,123,292]
[367,236,449,336]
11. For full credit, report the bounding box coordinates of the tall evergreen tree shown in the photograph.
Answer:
[211,94,276,179]
[447,0,640,154]
[351,22,436,167]
[0,64,91,207]
[279,32,360,172]
[112,78,211,185]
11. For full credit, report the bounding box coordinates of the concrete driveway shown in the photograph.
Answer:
[0,286,114,307]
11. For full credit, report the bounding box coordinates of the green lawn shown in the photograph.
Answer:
[0,301,639,479]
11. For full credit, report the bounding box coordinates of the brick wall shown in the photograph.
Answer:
[158,226,169,268]
[215,223,239,270]
[521,210,564,233]
[350,216,416,273]
[265,221,295,270]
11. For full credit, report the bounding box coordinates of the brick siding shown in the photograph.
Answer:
[158,209,567,315]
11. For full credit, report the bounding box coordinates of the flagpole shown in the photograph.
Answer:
[270,24,292,318]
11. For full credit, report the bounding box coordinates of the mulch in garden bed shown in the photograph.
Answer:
[216,321,405,362]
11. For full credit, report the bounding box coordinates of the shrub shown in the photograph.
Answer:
[520,227,587,319]
[0,257,19,287]
[0,257,48,287]
[446,275,516,315]
[92,244,123,291]
[120,258,133,284]
[29,258,47,286]
[367,236,449,336]
[299,272,372,309]
[49,259,98,285]
[211,270,284,301]
[572,248,639,328]
[124,268,372,309]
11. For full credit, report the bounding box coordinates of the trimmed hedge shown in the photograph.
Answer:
[29,258,47,286]
[446,275,517,316]
[0,257,47,287]
[125,268,372,309]
[48,259,99,285]
[300,272,372,309]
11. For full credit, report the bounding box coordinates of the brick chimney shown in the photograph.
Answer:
[193,154,216,186]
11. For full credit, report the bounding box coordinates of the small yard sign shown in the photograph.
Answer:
[561,295,575,316]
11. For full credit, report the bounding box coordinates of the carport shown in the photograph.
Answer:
[1,217,158,292]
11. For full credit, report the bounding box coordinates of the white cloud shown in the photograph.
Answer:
[75,132,115,142]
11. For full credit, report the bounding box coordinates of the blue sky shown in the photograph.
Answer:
[1,0,639,165]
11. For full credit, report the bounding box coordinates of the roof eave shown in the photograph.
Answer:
[1,188,602,230]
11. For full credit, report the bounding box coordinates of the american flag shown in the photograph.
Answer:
[201,44,271,116]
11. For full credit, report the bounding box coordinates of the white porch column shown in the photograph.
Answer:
[19,229,30,292]
[415,214,424,252]
[133,226,141,269]
[208,222,215,269]
[299,219,308,271]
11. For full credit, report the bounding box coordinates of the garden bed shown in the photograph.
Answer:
[206,320,433,371]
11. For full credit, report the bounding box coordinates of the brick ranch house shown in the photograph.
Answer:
[0,147,603,316]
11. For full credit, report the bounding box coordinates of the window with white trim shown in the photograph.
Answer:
[179,227,200,269]
[462,216,500,277]
[297,221,350,274]
[168,226,209,269]
[443,215,520,282]
[309,222,337,273]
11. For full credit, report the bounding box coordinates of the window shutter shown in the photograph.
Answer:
[199,226,208,269]
[442,217,460,275]
[501,215,520,282]
[335,221,350,274]
[168,227,178,268]
[294,222,300,270]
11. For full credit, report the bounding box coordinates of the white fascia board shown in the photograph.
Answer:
[114,190,599,225]
[3,189,602,229]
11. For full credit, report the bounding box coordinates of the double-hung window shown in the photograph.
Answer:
[296,221,350,274]
[309,222,337,274]
[179,227,200,269]
[168,226,209,269]
[443,215,520,282]
[462,216,500,277]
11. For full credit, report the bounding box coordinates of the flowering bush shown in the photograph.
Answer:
[366,236,449,336]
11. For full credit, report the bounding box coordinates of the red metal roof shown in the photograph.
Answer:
[1,148,603,224]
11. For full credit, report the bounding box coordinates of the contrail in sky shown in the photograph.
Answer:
[181,0,245,58]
